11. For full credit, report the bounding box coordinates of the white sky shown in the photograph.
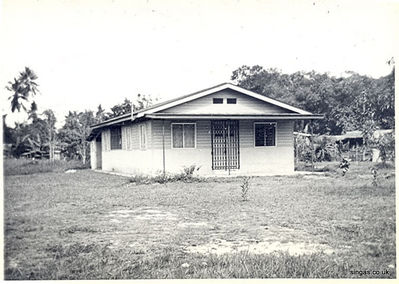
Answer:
[0,0,398,127]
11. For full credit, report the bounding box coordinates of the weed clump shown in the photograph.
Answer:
[127,165,203,185]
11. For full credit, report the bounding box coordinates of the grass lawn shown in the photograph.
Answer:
[3,162,396,279]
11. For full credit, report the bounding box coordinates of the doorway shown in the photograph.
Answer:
[211,120,240,171]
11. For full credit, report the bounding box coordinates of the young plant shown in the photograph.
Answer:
[339,158,350,176]
[240,176,251,201]
[371,167,378,186]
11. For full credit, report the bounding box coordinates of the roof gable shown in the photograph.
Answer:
[159,88,296,115]
[136,83,311,118]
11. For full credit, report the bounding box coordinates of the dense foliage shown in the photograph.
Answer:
[231,65,395,135]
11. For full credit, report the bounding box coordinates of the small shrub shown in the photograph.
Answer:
[181,165,201,179]
[240,177,251,201]
[339,159,350,176]
[127,174,152,184]
[161,165,202,183]
[127,165,203,185]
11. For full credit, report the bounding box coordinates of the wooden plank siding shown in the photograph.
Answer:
[160,89,294,115]
[121,124,139,150]
[101,129,111,151]
[151,119,293,149]
[240,120,293,148]
[104,119,292,151]
[151,120,211,149]
[120,120,151,150]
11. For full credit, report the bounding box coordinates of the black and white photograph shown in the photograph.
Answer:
[1,0,397,280]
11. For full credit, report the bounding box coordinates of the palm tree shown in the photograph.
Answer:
[6,67,39,113]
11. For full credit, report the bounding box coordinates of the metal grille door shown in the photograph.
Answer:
[211,120,240,171]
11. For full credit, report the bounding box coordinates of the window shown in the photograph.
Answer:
[172,123,196,148]
[140,124,147,149]
[254,123,276,147]
[227,98,237,104]
[213,98,223,104]
[110,126,122,150]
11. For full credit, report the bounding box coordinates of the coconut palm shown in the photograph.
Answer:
[6,67,39,113]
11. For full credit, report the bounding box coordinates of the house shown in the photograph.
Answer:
[319,129,394,162]
[328,130,364,148]
[88,83,323,176]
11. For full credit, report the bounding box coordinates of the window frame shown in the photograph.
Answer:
[139,124,147,150]
[253,122,277,148]
[227,98,237,104]
[110,126,122,150]
[171,123,197,149]
[212,98,224,104]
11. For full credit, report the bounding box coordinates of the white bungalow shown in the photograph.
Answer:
[88,83,322,176]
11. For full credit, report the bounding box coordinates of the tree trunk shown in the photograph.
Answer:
[82,144,86,164]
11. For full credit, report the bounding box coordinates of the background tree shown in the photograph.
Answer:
[231,64,395,135]
[95,104,107,123]
[10,122,31,157]
[108,98,132,118]
[106,94,156,119]
[42,109,57,160]
[58,110,96,163]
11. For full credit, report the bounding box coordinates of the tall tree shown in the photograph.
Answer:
[42,109,57,160]
[95,104,107,123]
[6,67,39,113]
[58,110,96,163]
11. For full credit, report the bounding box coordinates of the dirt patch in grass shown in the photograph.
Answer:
[186,239,334,256]
[107,208,178,219]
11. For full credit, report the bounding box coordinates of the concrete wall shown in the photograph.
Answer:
[90,140,97,169]
[90,140,102,169]
[239,120,294,175]
[102,149,156,174]
[96,119,294,176]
